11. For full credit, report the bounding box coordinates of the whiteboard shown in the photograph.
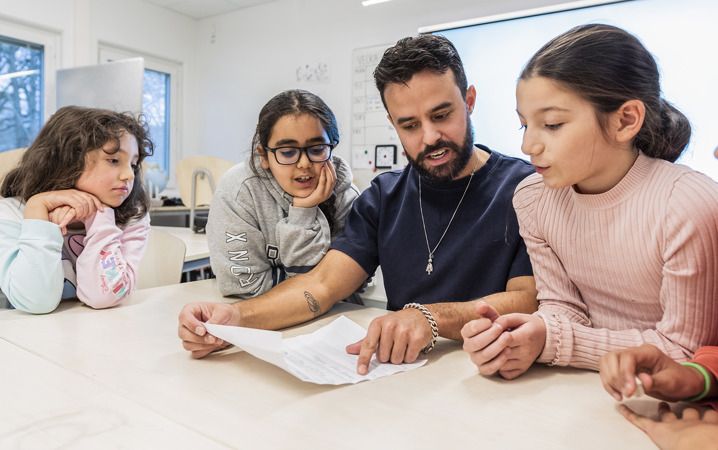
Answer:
[350,45,406,173]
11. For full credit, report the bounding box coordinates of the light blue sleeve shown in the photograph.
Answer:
[0,219,64,314]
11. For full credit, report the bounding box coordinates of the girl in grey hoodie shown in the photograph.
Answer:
[207,90,360,298]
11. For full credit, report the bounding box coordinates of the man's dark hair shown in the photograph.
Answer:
[374,34,468,110]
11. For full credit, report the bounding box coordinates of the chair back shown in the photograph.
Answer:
[0,148,27,198]
[175,155,235,231]
[176,156,235,208]
[136,228,186,290]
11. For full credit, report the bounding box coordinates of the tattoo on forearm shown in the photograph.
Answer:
[305,291,321,317]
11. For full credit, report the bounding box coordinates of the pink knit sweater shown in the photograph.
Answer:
[513,152,718,370]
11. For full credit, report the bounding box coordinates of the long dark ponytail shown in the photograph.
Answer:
[520,24,690,162]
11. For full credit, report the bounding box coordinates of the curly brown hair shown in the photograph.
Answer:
[1,106,154,225]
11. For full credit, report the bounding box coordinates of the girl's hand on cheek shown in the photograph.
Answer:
[62,189,103,222]
[293,161,337,208]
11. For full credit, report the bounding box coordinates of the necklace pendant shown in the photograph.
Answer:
[426,257,434,275]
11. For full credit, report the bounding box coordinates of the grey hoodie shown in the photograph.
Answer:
[207,154,359,298]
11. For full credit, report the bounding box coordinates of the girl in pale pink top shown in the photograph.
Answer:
[461,24,718,380]
[0,106,153,313]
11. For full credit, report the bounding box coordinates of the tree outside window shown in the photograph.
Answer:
[0,35,43,153]
[143,68,171,174]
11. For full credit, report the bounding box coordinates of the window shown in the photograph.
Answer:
[0,35,43,152]
[0,20,58,154]
[0,17,61,152]
[99,45,181,188]
[143,68,171,173]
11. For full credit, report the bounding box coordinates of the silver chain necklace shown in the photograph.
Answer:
[419,155,480,275]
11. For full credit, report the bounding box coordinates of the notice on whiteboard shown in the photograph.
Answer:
[351,44,404,172]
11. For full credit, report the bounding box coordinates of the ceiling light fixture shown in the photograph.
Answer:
[362,0,392,6]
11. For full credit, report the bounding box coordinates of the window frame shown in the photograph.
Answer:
[0,17,61,145]
[98,44,182,190]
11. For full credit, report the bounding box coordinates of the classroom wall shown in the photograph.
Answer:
[89,0,200,178]
[1,0,569,190]
[192,0,564,189]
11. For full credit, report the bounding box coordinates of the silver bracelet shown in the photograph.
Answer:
[402,302,438,353]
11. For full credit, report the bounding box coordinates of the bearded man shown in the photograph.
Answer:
[178,35,537,375]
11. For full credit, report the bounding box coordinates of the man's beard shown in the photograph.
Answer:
[405,112,475,184]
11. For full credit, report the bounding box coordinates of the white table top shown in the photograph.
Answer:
[0,279,659,449]
[0,339,225,449]
[152,225,209,262]
[150,205,209,212]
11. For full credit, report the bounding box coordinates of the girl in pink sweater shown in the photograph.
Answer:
[0,106,153,313]
[461,24,718,380]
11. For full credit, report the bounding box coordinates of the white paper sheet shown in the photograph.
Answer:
[203,316,426,385]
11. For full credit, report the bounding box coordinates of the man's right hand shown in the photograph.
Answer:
[177,302,241,358]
